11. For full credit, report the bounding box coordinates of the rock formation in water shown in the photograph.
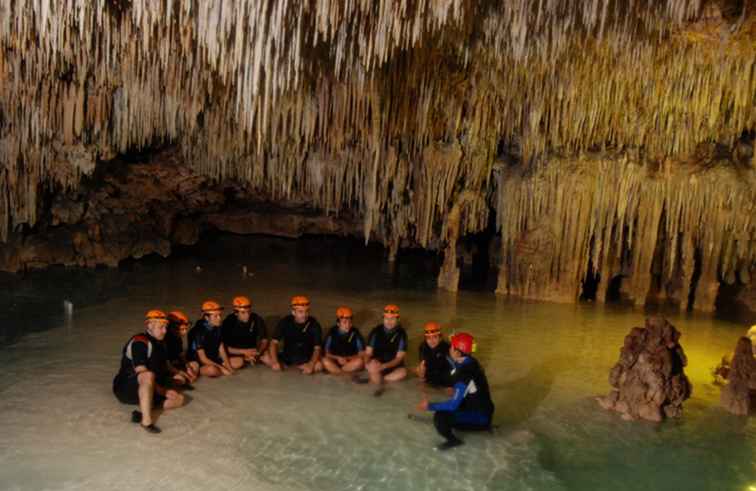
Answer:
[0,1,754,312]
[719,337,756,416]
[597,317,692,422]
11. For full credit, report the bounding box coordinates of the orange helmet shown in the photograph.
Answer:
[383,304,400,318]
[290,295,311,308]
[168,310,190,326]
[144,309,168,324]
[336,306,353,319]
[232,296,252,310]
[423,321,441,336]
[201,300,223,314]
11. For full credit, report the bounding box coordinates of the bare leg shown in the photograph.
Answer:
[186,362,200,382]
[200,365,222,377]
[342,357,364,373]
[137,371,155,426]
[162,389,185,410]
[367,360,383,385]
[323,358,342,375]
[259,352,278,369]
[384,366,408,382]
[313,360,323,373]
[229,356,245,370]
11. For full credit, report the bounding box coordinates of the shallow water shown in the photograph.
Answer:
[0,235,753,491]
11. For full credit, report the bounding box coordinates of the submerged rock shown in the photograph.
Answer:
[719,337,756,416]
[597,317,692,422]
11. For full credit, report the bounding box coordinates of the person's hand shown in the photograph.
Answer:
[220,365,233,376]
[445,387,454,396]
[416,399,429,411]
[337,356,348,365]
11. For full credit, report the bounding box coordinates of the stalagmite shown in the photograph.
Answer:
[719,337,756,416]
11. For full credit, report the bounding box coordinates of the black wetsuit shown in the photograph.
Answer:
[187,319,224,364]
[324,326,365,357]
[222,312,267,350]
[165,329,186,367]
[274,315,322,366]
[367,325,407,374]
[428,356,495,442]
[112,332,168,406]
[419,340,453,387]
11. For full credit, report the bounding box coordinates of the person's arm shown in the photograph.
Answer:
[219,342,234,371]
[130,340,150,375]
[364,330,376,363]
[427,382,466,412]
[257,317,269,356]
[323,334,338,360]
[308,322,323,365]
[269,319,284,369]
[196,348,225,370]
[380,332,407,370]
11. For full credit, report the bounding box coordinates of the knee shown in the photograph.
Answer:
[138,371,155,385]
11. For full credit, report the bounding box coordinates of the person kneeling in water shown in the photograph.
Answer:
[222,296,269,366]
[112,310,185,433]
[417,332,495,451]
[187,301,240,377]
[165,310,200,386]
[323,306,366,375]
[415,322,454,387]
[266,295,323,374]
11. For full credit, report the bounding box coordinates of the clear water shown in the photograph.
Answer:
[0,236,753,491]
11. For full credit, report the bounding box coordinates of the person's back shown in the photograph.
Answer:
[454,356,495,416]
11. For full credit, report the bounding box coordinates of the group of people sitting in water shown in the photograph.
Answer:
[112,295,495,450]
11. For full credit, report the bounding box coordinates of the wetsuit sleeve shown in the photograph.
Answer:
[131,340,149,367]
[428,382,466,412]
[311,320,322,347]
[324,332,333,353]
[273,318,286,342]
[355,331,365,352]
[257,315,268,340]
[193,327,207,350]
[398,330,407,353]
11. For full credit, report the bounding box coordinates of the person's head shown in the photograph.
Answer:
[167,310,191,337]
[201,300,223,327]
[449,332,475,362]
[382,304,399,329]
[423,321,442,348]
[233,296,252,323]
[336,306,353,333]
[290,295,311,323]
[144,309,168,340]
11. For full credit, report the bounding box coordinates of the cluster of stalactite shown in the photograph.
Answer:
[0,1,754,307]
[495,150,756,311]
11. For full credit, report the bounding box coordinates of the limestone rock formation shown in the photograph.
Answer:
[597,317,692,422]
[719,337,756,416]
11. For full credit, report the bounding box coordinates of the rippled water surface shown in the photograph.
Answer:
[0,236,753,491]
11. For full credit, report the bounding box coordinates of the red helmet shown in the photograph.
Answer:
[450,332,476,354]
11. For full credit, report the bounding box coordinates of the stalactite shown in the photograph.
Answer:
[0,0,753,260]
[495,152,756,311]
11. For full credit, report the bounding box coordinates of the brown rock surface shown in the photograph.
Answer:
[597,317,692,422]
[719,337,756,416]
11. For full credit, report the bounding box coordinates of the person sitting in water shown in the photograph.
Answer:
[417,332,495,451]
[322,306,366,375]
[222,296,269,366]
[364,304,408,386]
[265,295,323,374]
[415,321,454,387]
[187,300,241,377]
[112,310,185,434]
[165,310,199,386]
